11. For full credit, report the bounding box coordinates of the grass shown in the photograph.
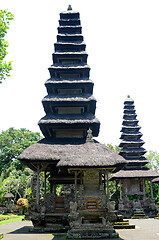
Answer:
[0,214,24,225]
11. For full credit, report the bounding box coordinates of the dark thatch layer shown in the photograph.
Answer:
[45,79,93,84]
[110,168,159,180]
[49,64,90,70]
[120,148,146,154]
[42,94,96,102]
[18,138,126,171]
[38,113,100,124]
[120,139,145,145]
[120,132,142,137]
[53,51,87,55]
[127,160,149,165]
[121,126,141,130]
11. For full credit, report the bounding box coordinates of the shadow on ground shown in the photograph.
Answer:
[8,227,124,240]
[7,226,50,235]
[52,236,124,240]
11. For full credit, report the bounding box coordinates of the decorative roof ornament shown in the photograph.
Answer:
[127,95,130,98]
[67,5,72,11]
[86,128,93,142]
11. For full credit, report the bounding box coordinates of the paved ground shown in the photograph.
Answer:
[0,218,159,240]
[117,218,159,240]
[0,221,53,240]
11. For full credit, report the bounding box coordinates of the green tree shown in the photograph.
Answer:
[0,127,42,172]
[106,143,121,153]
[0,164,33,202]
[146,150,159,172]
[0,9,14,83]
[145,150,159,204]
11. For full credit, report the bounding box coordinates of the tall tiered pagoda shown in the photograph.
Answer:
[18,6,126,238]
[111,96,159,218]
[38,6,100,140]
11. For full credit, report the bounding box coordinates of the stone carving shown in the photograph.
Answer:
[86,128,93,142]
[107,201,115,211]
[133,200,141,209]
[150,199,156,210]
[68,201,79,228]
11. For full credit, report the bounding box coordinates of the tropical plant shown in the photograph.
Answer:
[0,9,14,83]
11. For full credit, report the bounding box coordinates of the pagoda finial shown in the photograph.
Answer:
[67,5,72,11]
[86,128,93,142]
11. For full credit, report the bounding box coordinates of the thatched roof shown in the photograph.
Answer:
[18,138,126,172]
[4,192,14,198]
[110,168,159,181]
[152,177,159,183]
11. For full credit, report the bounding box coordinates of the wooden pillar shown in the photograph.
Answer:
[104,174,106,190]
[80,171,83,185]
[150,180,154,199]
[36,165,40,206]
[143,179,146,199]
[44,170,47,201]
[115,181,118,193]
[50,183,53,193]
[106,171,109,201]
[75,171,77,202]
[53,184,56,196]
[120,180,122,200]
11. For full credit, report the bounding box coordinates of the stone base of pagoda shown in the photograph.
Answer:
[67,226,119,239]
[30,212,69,233]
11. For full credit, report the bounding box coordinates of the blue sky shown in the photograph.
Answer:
[1,0,159,152]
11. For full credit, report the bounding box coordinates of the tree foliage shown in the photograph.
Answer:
[146,150,159,172]
[0,9,14,83]
[106,143,121,153]
[145,150,159,204]
[0,127,42,202]
[0,127,42,172]
[0,164,32,202]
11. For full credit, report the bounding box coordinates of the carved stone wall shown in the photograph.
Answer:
[67,169,118,239]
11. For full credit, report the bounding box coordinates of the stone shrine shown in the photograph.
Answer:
[18,6,126,238]
[110,96,159,218]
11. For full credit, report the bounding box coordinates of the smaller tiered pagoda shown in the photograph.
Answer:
[111,96,159,218]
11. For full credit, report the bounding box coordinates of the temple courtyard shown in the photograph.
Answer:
[1,218,159,240]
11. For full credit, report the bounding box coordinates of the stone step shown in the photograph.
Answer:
[114,224,135,229]
[114,221,129,225]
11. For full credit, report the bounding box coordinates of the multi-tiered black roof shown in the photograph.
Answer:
[18,7,126,172]
[111,96,159,180]
[38,6,100,140]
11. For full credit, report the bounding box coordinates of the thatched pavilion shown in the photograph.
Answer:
[110,96,159,218]
[18,6,126,239]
